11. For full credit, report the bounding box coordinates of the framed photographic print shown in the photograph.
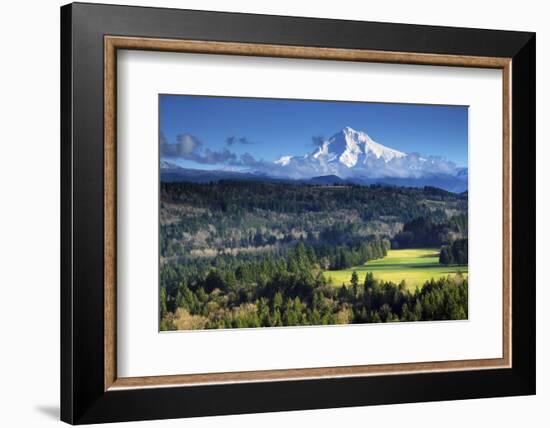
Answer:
[61,2,536,424]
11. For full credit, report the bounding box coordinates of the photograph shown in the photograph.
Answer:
[159,95,469,331]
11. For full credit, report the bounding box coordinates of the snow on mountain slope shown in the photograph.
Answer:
[271,126,464,185]
[280,127,406,169]
[323,126,406,166]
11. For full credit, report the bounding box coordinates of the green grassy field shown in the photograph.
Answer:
[324,248,468,290]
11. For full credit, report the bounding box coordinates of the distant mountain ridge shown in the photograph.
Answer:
[161,167,467,193]
[161,126,468,193]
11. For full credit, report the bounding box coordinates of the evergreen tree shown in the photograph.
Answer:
[350,270,359,288]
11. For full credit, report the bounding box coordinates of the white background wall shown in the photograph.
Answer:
[0,0,546,426]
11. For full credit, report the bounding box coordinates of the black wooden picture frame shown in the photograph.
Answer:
[61,2,535,424]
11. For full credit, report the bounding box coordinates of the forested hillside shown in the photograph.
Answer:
[160,181,468,330]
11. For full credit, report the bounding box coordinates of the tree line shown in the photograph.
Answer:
[392,213,468,249]
[439,238,468,265]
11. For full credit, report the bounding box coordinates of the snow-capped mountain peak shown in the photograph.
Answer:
[267,126,465,190]
[311,127,406,168]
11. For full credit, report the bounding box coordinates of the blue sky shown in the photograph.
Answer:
[159,94,468,169]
